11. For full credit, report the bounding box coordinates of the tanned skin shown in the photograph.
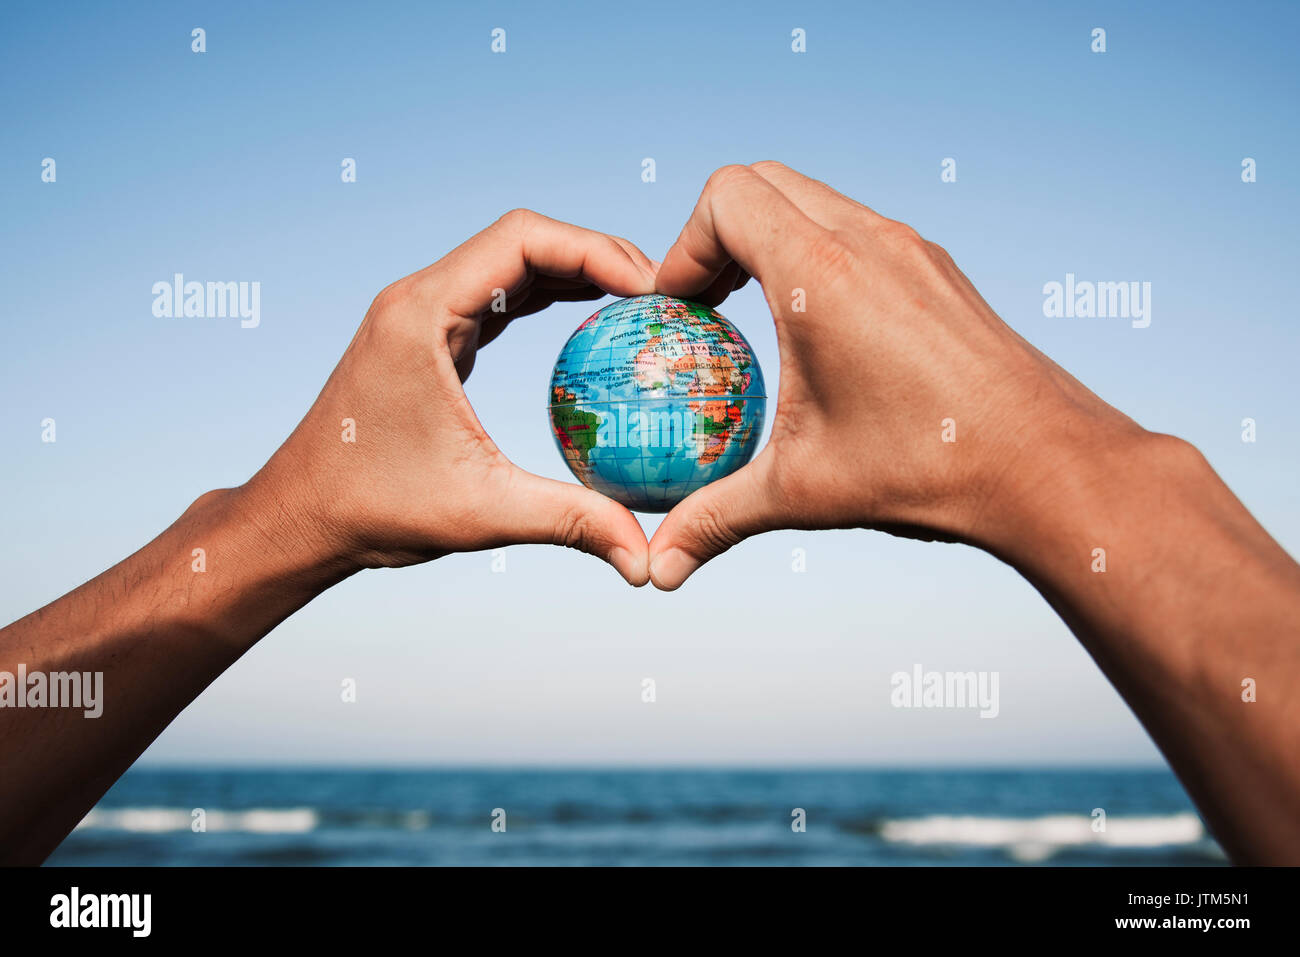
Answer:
[2,166,1297,864]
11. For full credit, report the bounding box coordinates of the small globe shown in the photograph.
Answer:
[548,294,766,512]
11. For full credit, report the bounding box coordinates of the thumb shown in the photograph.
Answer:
[497,468,650,586]
[648,461,776,591]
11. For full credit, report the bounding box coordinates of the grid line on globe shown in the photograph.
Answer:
[548,294,767,513]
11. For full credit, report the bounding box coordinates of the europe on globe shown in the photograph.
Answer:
[548,294,766,512]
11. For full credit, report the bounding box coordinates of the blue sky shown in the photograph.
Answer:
[1,0,1297,765]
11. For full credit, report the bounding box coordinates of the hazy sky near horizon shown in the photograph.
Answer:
[2,1,1297,765]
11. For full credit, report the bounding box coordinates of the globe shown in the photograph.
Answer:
[548,294,767,512]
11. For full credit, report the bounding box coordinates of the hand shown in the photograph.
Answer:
[648,162,1146,589]
[246,209,658,585]
[0,211,663,861]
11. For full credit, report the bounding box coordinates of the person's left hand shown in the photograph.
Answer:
[241,209,658,585]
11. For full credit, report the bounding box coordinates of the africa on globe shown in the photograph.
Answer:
[548,294,766,512]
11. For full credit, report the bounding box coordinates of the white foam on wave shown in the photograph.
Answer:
[76,807,319,834]
[879,812,1209,862]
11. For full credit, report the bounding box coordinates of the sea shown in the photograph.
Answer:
[47,767,1225,866]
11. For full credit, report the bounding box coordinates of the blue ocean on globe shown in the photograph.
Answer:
[548,295,767,512]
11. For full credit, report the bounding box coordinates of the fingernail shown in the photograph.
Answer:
[610,546,649,587]
[649,548,697,591]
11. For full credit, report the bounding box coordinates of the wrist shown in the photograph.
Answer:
[172,482,360,648]
[965,417,1179,571]
[235,450,365,574]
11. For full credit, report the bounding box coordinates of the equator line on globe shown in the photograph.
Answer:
[548,294,767,512]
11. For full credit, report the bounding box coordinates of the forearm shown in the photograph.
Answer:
[0,481,354,863]
[978,427,1300,863]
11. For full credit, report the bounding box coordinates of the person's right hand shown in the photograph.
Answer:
[648,162,1149,589]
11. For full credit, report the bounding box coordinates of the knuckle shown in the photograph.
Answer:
[878,218,924,249]
[808,233,861,283]
[925,240,953,264]
[368,279,412,320]
[495,207,536,233]
[748,159,789,177]
[605,234,634,257]
[690,501,741,558]
[553,501,599,552]
[705,163,753,196]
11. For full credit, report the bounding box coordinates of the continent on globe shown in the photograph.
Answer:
[548,294,766,512]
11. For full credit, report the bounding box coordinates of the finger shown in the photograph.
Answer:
[655,164,826,300]
[498,283,610,319]
[531,276,605,290]
[495,467,651,586]
[746,160,877,230]
[515,284,610,306]
[691,260,746,308]
[646,457,778,591]
[434,210,658,320]
[473,237,660,349]
[477,283,617,348]
[610,236,659,280]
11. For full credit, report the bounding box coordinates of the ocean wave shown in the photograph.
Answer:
[877,813,1211,862]
[73,804,1216,864]
[76,807,320,834]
